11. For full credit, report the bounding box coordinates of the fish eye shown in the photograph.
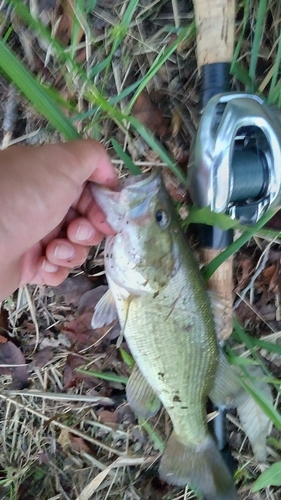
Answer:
[155,209,169,228]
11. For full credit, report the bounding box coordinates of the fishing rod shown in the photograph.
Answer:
[190,0,281,472]
[191,0,235,345]
[190,0,236,474]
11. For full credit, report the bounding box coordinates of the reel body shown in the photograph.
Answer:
[189,93,281,224]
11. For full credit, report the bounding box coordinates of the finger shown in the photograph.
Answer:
[72,186,116,235]
[87,200,116,235]
[66,217,105,245]
[45,238,89,268]
[31,257,70,286]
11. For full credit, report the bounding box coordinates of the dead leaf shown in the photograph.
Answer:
[58,428,71,451]
[116,404,135,425]
[98,409,119,424]
[55,0,84,47]
[53,274,93,307]
[70,436,92,454]
[234,302,259,325]
[0,341,28,389]
[256,264,276,293]
[63,286,120,352]
[78,285,108,313]
[0,306,9,335]
[235,254,255,292]
[63,353,102,389]
[265,208,281,229]
[31,347,53,368]
[132,90,170,138]
[40,332,71,350]
[268,260,281,295]
[162,170,188,202]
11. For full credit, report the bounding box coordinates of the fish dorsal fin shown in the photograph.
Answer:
[126,364,161,419]
[91,289,118,329]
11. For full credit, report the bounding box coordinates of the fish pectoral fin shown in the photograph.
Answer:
[126,364,161,419]
[91,289,118,328]
[159,432,237,500]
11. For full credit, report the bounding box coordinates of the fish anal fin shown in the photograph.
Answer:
[159,432,238,500]
[91,289,118,329]
[126,364,161,419]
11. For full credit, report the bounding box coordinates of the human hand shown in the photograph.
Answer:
[0,139,117,300]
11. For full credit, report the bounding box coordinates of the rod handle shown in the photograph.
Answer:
[194,0,235,70]
[202,248,233,342]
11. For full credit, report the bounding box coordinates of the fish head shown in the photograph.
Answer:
[91,170,180,294]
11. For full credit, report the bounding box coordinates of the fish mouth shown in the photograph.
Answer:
[91,170,161,231]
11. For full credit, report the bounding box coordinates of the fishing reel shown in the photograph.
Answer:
[188,93,281,224]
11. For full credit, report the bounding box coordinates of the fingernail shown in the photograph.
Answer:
[54,244,74,260]
[76,223,94,241]
[42,260,59,273]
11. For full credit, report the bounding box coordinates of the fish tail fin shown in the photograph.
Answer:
[159,431,237,500]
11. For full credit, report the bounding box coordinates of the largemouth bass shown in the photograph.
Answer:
[91,171,237,500]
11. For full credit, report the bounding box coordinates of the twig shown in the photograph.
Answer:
[234,246,270,308]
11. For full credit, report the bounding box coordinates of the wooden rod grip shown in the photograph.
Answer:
[202,248,234,343]
[193,0,235,70]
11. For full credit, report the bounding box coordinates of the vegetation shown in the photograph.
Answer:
[0,0,281,498]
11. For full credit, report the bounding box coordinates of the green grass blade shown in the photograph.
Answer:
[231,0,250,72]
[129,117,187,184]
[70,0,86,60]
[186,207,241,231]
[249,0,268,86]
[202,209,275,280]
[233,321,281,428]
[231,62,254,89]
[252,462,281,492]
[241,337,281,357]
[0,39,80,140]
[9,0,73,65]
[119,348,135,369]
[127,24,195,112]
[186,206,281,240]
[122,0,140,27]
[233,319,281,394]
[76,368,128,384]
[85,0,97,14]
[8,0,127,128]
[111,139,142,174]
[91,0,140,78]
[268,32,281,103]
[138,418,165,452]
